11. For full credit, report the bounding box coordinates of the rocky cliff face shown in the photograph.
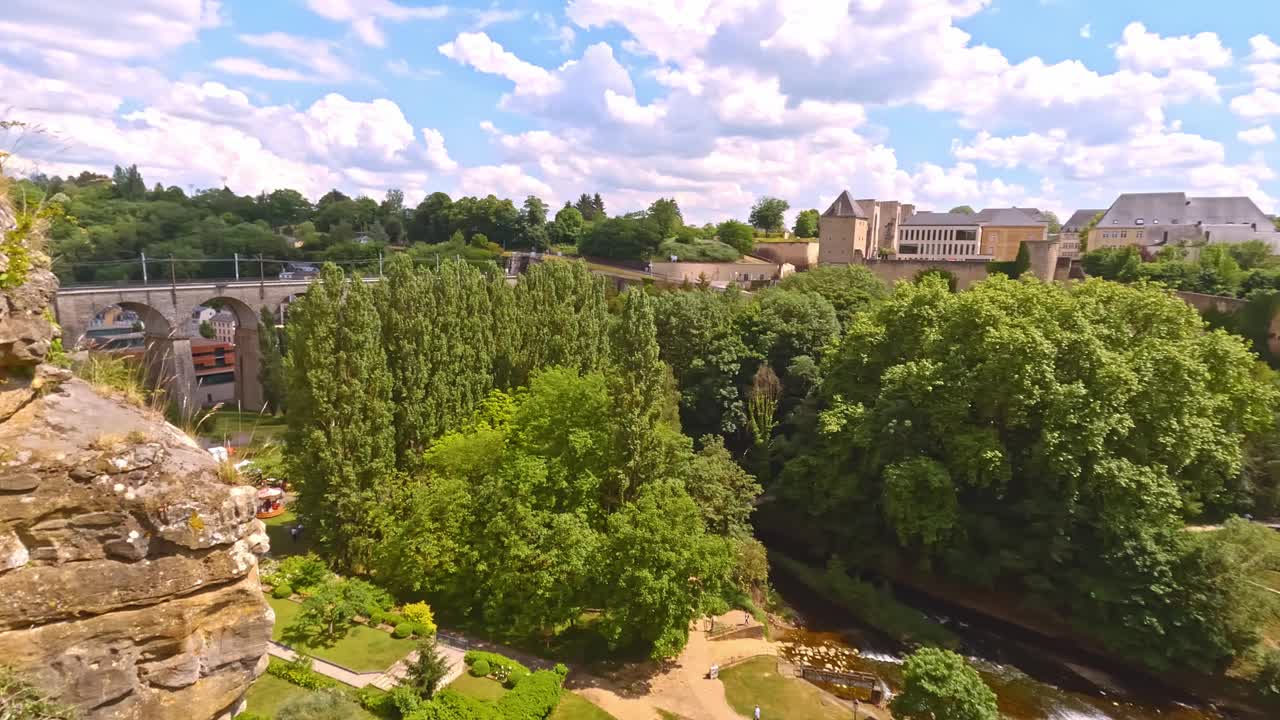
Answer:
[0,185,272,719]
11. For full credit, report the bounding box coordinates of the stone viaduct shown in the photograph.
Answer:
[53,279,323,414]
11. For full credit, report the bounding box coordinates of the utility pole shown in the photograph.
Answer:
[234,252,240,280]
[378,252,384,278]
[258,254,265,299]
[169,255,176,288]
[140,252,148,284]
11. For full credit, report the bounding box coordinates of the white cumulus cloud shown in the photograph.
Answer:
[1114,22,1232,72]
[1239,125,1277,145]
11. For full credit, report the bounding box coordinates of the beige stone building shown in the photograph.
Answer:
[1089,192,1279,251]
[647,255,783,288]
[818,191,915,263]
[820,190,1047,263]
[751,241,819,269]
[972,208,1050,261]
[1059,208,1104,258]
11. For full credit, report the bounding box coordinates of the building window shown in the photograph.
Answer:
[1152,219,1160,224]
[1121,230,1128,239]
[1136,230,1144,239]
[1135,218,1144,225]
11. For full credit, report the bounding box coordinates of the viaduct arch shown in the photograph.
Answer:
[53,279,317,415]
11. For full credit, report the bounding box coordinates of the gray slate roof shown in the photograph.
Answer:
[1098,192,1274,228]
[973,207,1048,226]
[823,190,869,218]
[903,212,983,226]
[1187,197,1272,226]
[1063,209,1104,231]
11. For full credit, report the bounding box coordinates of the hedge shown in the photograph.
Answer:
[393,622,414,639]
[462,650,528,680]
[405,689,498,720]
[382,612,407,626]
[471,659,491,677]
[271,584,293,599]
[266,656,334,690]
[494,669,565,720]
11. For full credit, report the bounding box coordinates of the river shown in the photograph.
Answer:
[768,563,1228,720]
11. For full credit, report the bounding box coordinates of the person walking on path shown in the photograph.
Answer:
[753,705,761,719]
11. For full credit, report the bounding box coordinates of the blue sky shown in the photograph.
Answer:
[2,0,1277,224]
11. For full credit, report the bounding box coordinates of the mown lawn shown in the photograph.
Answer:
[242,674,379,719]
[549,691,618,720]
[262,510,313,558]
[448,673,616,720]
[448,672,509,702]
[268,595,415,672]
[719,656,852,720]
[201,408,286,437]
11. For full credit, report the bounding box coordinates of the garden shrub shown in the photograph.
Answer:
[470,659,491,677]
[357,686,396,715]
[383,612,407,626]
[368,610,386,626]
[495,669,565,720]
[390,684,423,716]
[272,584,294,599]
[503,666,530,688]
[272,553,331,589]
[1256,648,1280,696]
[552,663,568,678]
[393,622,414,639]
[405,689,498,720]
[410,622,432,638]
[266,656,334,690]
[402,601,438,635]
[462,650,528,679]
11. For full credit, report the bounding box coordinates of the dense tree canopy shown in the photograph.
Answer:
[774,275,1279,672]
[748,197,790,231]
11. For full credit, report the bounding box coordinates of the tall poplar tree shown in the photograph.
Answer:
[381,256,500,466]
[510,260,610,386]
[285,264,395,570]
[607,289,681,507]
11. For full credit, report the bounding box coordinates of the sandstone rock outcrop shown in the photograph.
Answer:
[0,182,272,718]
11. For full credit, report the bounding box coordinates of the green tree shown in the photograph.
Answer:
[890,648,998,720]
[987,241,1030,278]
[647,198,683,239]
[286,578,385,641]
[518,195,550,249]
[748,197,789,231]
[775,264,887,327]
[198,320,215,339]
[742,289,840,373]
[1081,245,1142,281]
[510,260,610,385]
[684,436,762,537]
[403,637,451,699]
[550,205,585,247]
[949,205,975,215]
[1227,239,1275,270]
[381,255,500,465]
[654,289,752,436]
[607,289,680,506]
[598,481,734,659]
[793,208,820,238]
[284,264,396,570]
[716,219,755,255]
[409,192,453,244]
[578,215,662,259]
[257,305,286,414]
